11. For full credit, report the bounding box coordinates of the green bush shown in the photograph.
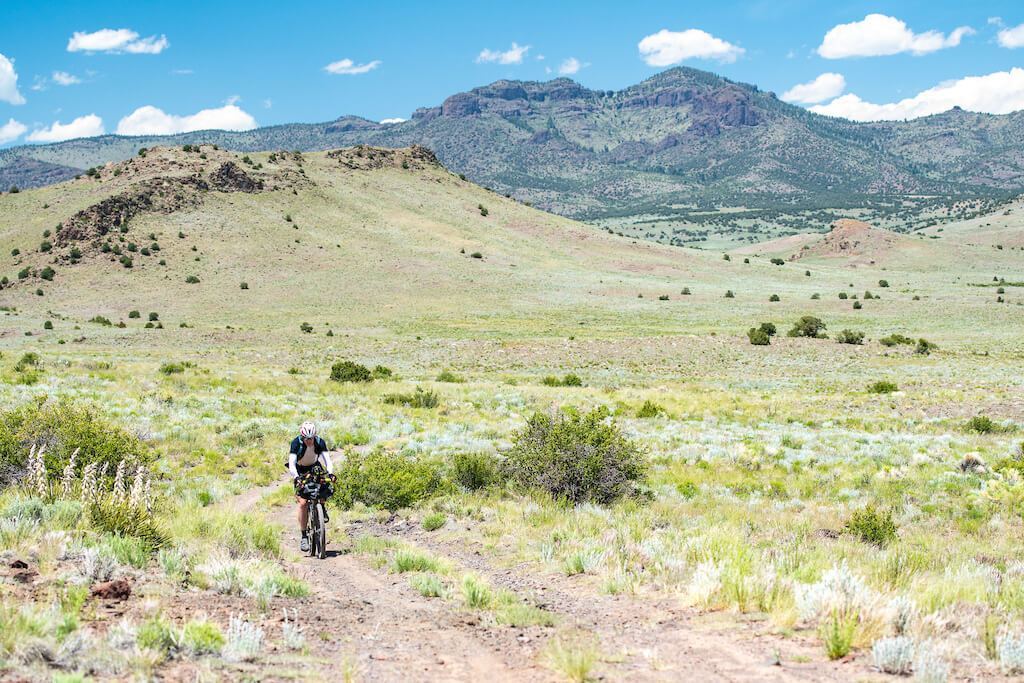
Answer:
[451,452,502,491]
[879,333,913,347]
[422,512,447,531]
[769,294,780,302]
[185,275,200,284]
[724,290,735,298]
[137,616,179,654]
[89,501,169,550]
[868,381,898,394]
[788,316,827,338]
[915,338,938,355]
[299,322,313,333]
[844,505,897,546]
[330,360,372,383]
[838,292,848,300]
[159,362,186,375]
[182,620,224,655]
[382,387,439,409]
[13,352,40,372]
[0,400,151,484]
[120,256,133,268]
[371,365,393,380]
[436,370,464,383]
[333,450,452,512]
[747,327,771,346]
[836,329,865,345]
[636,400,663,418]
[503,407,647,505]
[878,279,889,288]
[770,258,785,266]
[542,374,583,387]
[89,316,112,326]
[965,415,1001,434]
[39,267,55,281]
[128,310,141,319]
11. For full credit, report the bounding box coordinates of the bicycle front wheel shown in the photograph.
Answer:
[308,503,320,557]
[314,502,327,559]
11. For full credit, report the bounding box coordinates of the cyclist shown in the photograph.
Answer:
[287,421,334,552]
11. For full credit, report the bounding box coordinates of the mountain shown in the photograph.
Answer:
[3,67,1024,246]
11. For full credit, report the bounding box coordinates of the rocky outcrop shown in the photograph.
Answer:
[327,144,440,170]
[209,162,263,192]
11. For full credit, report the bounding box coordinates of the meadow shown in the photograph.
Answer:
[0,146,1022,681]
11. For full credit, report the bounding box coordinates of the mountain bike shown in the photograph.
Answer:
[296,465,335,560]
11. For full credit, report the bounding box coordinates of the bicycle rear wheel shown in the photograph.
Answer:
[314,502,327,559]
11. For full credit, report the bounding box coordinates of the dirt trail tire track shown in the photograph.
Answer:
[358,516,874,682]
[239,479,870,681]
[239,480,547,682]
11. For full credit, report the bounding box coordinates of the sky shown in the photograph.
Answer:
[2,0,1024,147]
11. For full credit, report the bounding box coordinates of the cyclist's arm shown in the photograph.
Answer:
[288,452,299,478]
[320,450,334,474]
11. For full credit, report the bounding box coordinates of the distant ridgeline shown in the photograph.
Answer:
[3,66,1023,243]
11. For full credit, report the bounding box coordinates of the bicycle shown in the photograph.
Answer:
[295,465,335,560]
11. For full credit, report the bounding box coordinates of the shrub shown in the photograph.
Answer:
[636,400,663,418]
[503,407,647,504]
[333,450,451,511]
[13,352,40,372]
[128,310,140,319]
[542,374,583,387]
[39,267,55,281]
[724,290,735,298]
[868,381,898,394]
[872,636,914,674]
[836,329,864,345]
[10,248,18,256]
[853,301,863,310]
[838,292,848,300]
[382,387,439,409]
[965,415,1000,434]
[422,512,447,531]
[330,360,371,383]
[770,258,785,266]
[43,321,53,330]
[39,241,52,253]
[240,282,248,290]
[0,401,151,485]
[844,505,897,546]
[299,322,313,333]
[159,362,186,375]
[89,316,112,326]
[915,338,937,355]
[470,251,483,259]
[371,365,393,380]
[747,327,770,346]
[769,294,780,302]
[681,287,691,295]
[120,256,133,268]
[722,254,730,261]
[182,620,224,655]
[451,452,502,491]
[880,333,913,347]
[89,501,169,549]
[185,275,200,284]
[436,370,464,383]
[658,294,669,301]
[478,204,488,217]
[788,316,827,338]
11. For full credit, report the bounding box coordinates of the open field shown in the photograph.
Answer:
[0,147,1023,681]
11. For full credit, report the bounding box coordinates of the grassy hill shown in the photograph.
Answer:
[0,144,1022,350]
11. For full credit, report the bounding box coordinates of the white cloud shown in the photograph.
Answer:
[0,118,27,144]
[52,71,81,86]
[810,68,1024,121]
[67,28,168,54]
[115,104,256,135]
[638,28,744,66]
[171,69,193,76]
[380,118,405,124]
[998,23,1024,49]
[263,99,273,109]
[0,54,26,105]
[324,58,381,75]
[476,43,530,65]
[558,57,586,75]
[782,73,846,104]
[818,14,973,58]
[27,114,104,143]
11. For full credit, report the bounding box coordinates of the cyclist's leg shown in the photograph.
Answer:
[297,496,309,530]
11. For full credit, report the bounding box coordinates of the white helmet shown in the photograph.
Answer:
[299,421,317,439]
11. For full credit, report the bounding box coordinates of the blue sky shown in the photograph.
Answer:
[2,0,1024,146]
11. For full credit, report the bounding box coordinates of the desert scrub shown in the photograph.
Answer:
[844,505,897,546]
[409,573,448,598]
[382,387,439,408]
[0,400,150,484]
[422,511,447,531]
[787,315,827,338]
[436,369,464,383]
[333,450,452,511]
[329,360,372,383]
[451,451,502,491]
[636,400,664,418]
[868,380,898,394]
[541,373,584,387]
[835,329,865,345]
[503,406,647,504]
[544,630,599,683]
